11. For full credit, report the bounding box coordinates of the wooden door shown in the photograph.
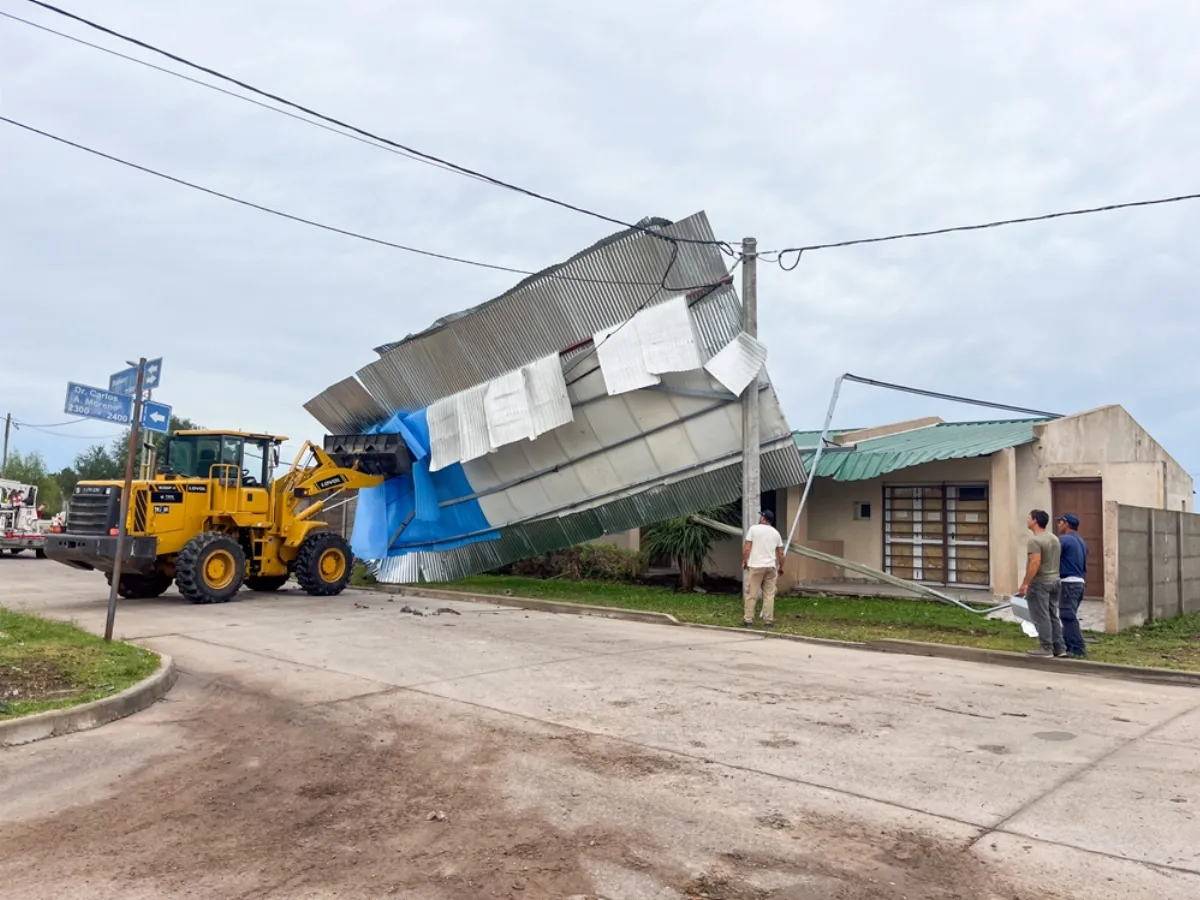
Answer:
[1051,479,1104,597]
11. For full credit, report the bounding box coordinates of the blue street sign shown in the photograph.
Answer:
[109,357,163,396]
[141,400,173,434]
[65,382,134,425]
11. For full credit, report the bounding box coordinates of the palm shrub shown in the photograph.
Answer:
[641,502,741,592]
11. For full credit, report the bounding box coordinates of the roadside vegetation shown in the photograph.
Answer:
[0,608,160,720]
[381,574,1200,672]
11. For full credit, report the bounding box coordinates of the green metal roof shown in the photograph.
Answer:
[795,418,1053,481]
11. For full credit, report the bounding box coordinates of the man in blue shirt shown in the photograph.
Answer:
[1055,514,1089,659]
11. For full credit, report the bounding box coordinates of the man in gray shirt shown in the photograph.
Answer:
[1018,508,1064,657]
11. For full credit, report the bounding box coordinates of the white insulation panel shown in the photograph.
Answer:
[638,296,703,374]
[485,369,535,448]
[704,331,768,395]
[524,353,573,437]
[594,321,661,395]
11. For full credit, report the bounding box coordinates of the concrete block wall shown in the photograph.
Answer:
[1107,501,1200,631]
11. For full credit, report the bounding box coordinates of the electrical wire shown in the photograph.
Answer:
[0,10,493,186]
[765,192,1200,271]
[10,417,89,429]
[20,0,735,255]
[562,251,743,385]
[14,422,123,440]
[0,114,711,292]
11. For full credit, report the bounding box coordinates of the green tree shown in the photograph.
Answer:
[2,449,64,514]
[109,415,203,470]
[641,502,741,592]
[72,444,122,482]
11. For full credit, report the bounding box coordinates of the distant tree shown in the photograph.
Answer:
[109,415,203,469]
[73,444,122,482]
[641,502,741,592]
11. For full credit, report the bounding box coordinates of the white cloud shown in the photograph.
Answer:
[1,0,1197,482]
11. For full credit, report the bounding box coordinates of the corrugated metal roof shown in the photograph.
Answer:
[796,419,1052,481]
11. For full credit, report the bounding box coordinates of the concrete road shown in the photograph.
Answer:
[2,558,1198,899]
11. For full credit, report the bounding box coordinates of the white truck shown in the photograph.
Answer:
[0,479,49,557]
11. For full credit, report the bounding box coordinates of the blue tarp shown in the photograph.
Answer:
[350,409,500,560]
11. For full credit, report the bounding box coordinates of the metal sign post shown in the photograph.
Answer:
[104,358,147,642]
[62,357,168,639]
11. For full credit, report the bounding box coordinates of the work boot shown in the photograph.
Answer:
[763,622,774,630]
[740,620,753,628]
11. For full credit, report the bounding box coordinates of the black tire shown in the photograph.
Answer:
[8,548,22,556]
[108,571,173,600]
[294,532,353,596]
[245,574,289,592]
[35,548,46,559]
[175,531,246,604]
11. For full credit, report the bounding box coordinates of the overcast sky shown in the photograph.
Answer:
[2,0,1197,486]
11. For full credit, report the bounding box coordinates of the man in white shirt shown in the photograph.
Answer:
[742,510,785,629]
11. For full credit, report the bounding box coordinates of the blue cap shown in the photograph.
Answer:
[1057,513,1080,528]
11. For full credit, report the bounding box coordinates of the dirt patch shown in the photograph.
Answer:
[551,732,684,778]
[0,656,77,703]
[758,737,799,749]
[0,677,1022,900]
[0,681,622,899]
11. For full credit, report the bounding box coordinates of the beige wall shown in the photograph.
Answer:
[1009,406,1196,595]
[805,457,992,571]
[1027,405,1193,512]
[589,528,640,553]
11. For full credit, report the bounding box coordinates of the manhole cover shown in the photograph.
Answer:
[1034,731,1077,742]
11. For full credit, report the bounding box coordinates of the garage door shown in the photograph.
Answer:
[884,484,990,587]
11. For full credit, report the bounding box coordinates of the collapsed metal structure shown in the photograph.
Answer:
[305,212,806,583]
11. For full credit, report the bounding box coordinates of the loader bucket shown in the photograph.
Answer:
[323,434,415,477]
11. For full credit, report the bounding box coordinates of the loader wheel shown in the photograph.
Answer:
[176,532,245,604]
[295,532,353,597]
[8,548,22,556]
[35,548,46,559]
[245,575,289,592]
[108,571,173,600]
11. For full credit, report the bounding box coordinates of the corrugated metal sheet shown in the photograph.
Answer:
[303,377,388,435]
[371,438,806,583]
[309,209,807,583]
[310,212,731,416]
[796,419,1052,481]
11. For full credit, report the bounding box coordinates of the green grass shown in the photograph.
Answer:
[415,575,1200,672]
[0,608,160,720]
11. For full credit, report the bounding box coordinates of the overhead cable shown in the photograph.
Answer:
[19,0,734,255]
[0,10,492,185]
[765,192,1200,271]
[0,115,714,293]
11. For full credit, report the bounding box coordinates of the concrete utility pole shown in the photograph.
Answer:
[1,413,10,479]
[105,358,147,642]
[740,237,760,575]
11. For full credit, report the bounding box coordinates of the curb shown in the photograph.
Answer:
[357,584,681,627]
[865,639,1200,687]
[358,584,1200,688]
[0,654,178,748]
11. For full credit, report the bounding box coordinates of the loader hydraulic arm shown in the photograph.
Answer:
[274,441,388,535]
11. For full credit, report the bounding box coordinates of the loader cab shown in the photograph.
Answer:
[162,431,284,488]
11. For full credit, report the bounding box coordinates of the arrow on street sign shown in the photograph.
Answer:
[109,357,163,396]
[141,400,173,434]
[64,382,134,425]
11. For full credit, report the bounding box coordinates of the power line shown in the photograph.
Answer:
[0,114,708,292]
[14,422,123,440]
[20,0,734,255]
[12,417,89,429]
[0,10,492,186]
[765,192,1200,271]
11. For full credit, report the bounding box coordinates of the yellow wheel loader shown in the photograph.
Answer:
[44,430,409,604]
